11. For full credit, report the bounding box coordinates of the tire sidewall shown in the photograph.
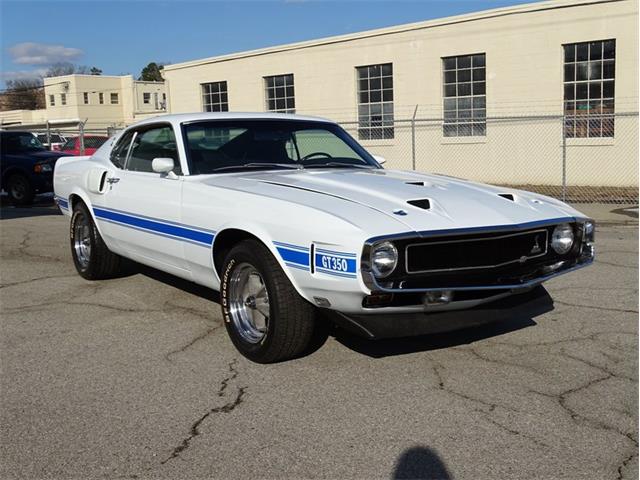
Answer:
[221,243,282,360]
[70,203,96,278]
[7,174,33,205]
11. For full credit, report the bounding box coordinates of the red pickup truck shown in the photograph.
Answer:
[60,136,108,156]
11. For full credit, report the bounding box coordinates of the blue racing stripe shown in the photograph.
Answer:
[276,246,310,267]
[273,241,309,252]
[315,248,357,258]
[54,196,69,209]
[315,267,357,279]
[93,207,215,247]
[285,262,309,272]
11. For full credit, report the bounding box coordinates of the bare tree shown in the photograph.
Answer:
[1,78,45,110]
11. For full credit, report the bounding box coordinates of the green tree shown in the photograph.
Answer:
[90,67,102,75]
[139,62,164,82]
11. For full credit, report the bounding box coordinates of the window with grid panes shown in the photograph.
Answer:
[357,63,394,140]
[442,53,486,137]
[563,40,615,138]
[264,74,295,113]
[202,81,229,112]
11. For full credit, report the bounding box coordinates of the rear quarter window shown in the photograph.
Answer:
[109,131,135,168]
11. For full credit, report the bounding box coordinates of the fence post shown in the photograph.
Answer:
[411,104,418,170]
[79,120,86,156]
[46,121,51,151]
[561,116,567,202]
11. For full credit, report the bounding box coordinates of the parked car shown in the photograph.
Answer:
[53,113,595,363]
[60,135,109,156]
[36,133,67,151]
[1,131,72,205]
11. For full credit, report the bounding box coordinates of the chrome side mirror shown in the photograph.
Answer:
[152,157,178,179]
[152,157,174,173]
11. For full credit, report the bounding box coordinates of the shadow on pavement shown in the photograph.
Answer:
[393,446,452,480]
[334,314,537,358]
[117,262,541,360]
[0,195,61,220]
[134,263,221,303]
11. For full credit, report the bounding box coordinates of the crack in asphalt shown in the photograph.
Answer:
[465,345,544,376]
[427,354,516,413]
[12,230,59,262]
[161,360,245,465]
[618,451,637,480]
[529,374,638,445]
[164,324,222,362]
[554,300,638,314]
[594,260,638,269]
[0,273,76,289]
[475,409,550,449]
[489,330,637,349]
[560,349,636,383]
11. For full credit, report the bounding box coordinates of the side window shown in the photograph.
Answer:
[109,131,135,169]
[126,126,181,175]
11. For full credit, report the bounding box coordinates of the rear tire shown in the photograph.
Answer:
[70,201,122,280]
[221,239,316,363]
[6,174,34,205]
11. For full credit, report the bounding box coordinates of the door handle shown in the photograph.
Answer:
[106,177,120,184]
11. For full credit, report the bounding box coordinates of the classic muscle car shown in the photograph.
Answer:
[53,113,594,363]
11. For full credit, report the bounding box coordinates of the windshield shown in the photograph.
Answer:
[3,132,45,151]
[182,120,379,174]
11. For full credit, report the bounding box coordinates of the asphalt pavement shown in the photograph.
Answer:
[1,198,637,480]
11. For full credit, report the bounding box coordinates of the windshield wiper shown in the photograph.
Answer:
[211,162,301,173]
[303,162,374,169]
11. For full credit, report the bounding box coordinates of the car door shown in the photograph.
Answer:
[99,123,188,274]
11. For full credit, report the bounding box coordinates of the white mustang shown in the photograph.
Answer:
[54,113,594,363]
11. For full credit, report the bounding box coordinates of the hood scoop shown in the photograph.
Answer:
[407,199,431,210]
[406,181,427,186]
[498,193,516,201]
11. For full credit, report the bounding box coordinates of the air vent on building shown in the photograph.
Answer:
[407,199,431,210]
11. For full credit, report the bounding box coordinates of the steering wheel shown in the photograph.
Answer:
[301,152,333,161]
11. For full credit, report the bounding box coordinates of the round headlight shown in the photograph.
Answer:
[370,241,398,278]
[551,224,574,254]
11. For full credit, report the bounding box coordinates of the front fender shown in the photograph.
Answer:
[212,221,315,304]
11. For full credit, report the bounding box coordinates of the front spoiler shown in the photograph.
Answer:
[329,286,554,339]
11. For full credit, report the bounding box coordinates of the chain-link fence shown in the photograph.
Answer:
[10,111,637,204]
[339,112,638,204]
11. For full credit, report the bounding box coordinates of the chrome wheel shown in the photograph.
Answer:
[73,212,92,269]
[228,262,270,344]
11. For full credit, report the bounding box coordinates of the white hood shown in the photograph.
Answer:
[200,168,585,234]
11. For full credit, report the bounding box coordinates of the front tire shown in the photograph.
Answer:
[221,239,316,363]
[70,201,122,280]
[6,174,34,205]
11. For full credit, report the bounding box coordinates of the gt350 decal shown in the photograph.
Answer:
[315,248,357,278]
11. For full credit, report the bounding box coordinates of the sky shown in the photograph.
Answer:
[1,0,541,87]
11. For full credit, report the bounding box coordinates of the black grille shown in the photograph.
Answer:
[406,229,548,273]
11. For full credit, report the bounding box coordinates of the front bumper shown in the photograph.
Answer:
[329,286,553,339]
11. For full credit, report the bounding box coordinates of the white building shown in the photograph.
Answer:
[162,0,638,194]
